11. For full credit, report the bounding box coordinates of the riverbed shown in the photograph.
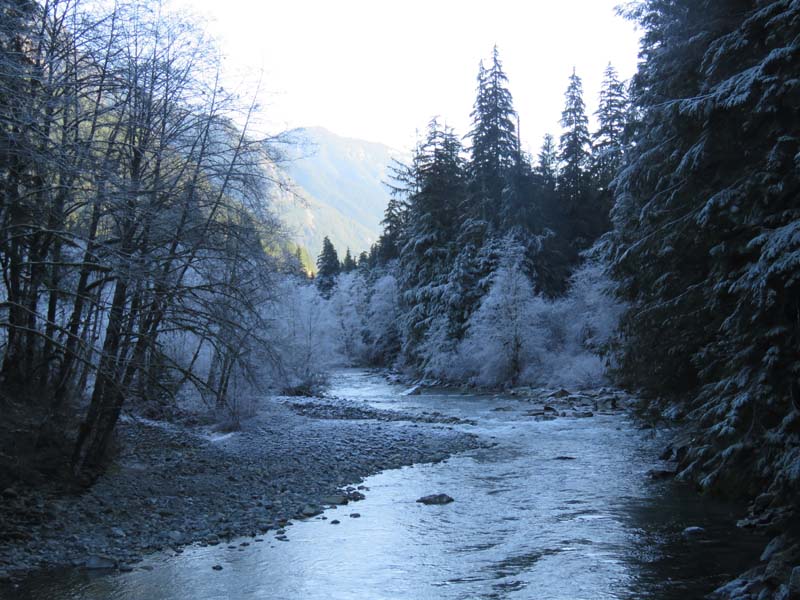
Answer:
[6,370,765,599]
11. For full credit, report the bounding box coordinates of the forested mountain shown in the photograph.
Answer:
[274,127,404,259]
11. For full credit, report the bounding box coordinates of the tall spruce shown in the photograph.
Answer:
[396,119,466,363]
[465,46,519,227]
[315,236,340,298]
[610,0,800,535]
[592,63,629,193]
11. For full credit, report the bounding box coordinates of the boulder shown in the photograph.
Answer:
[320,495,348,506]
[416,493,454,505]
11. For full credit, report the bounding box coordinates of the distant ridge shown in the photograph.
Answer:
[272,127,407,259]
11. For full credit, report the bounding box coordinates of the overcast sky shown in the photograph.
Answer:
[173,0,641,153]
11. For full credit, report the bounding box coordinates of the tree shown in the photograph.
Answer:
[396,119,466,363]
[609,0,800,530]
[465,46,519,227]
[315,236,340,297]
[341,248,357,272]
[593,63,630,194]
[558,68,604,250]
[536,134,559,191]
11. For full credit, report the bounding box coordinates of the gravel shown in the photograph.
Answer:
[0,395,481,583]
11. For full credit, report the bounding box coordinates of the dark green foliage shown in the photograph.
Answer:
[593,63,630,194]
[396,120,467,360]
[610,0,800,504]
[341,248,357,272]
[315,236,340,297]
[466,46,520,227]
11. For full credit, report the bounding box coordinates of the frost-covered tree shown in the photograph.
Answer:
[466,46,519,227]
[610,0,800,527]
[558,69,592,207]
[456,236,543,386]
[315,236,340,298]
[592,63,629,192]
[341,248,357,272]
[396,119,466,363]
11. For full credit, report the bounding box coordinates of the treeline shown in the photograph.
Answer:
[0,0,297,478]
[314,47,629,384]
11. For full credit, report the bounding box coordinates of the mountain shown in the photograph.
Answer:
[272,127,407,261]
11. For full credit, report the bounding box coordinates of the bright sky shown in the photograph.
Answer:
[174,0,641,154]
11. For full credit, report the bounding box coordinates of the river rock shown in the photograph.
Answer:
[320,495,348,505]
[789,566,800,595]
[416,494,454,505]
[300,504,322,518]
[682,526,706,538]
[85,555,116,569]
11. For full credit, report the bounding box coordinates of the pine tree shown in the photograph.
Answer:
[592,63,629,192]
[341,248,357,272]
[558,68,604,250]
[396,119,467,362]
[465,46,519,227]
[536,134,558,191]
[610,0,800,537]
[315,236,340,298]
[558,68,592,210]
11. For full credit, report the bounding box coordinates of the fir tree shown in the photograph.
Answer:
[610,0,800,538]
[592,63,629,192]
[558,68,604,250]
[465,46,519,227]
[315,236,340,298]
[341,248,357,272]
[536,133,558,191]
[396,119,467,362]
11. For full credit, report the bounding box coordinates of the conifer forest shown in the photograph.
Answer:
[1,1,799,599]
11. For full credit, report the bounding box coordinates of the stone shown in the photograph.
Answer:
[212,565,223,571]
[682,526,705,538]
[320,495,348,506]
[330,519,340,525]
[789,567,800,596]
[85,555,116,570]
[349,513,361,518]
[300,504,322,518]
[416,494,454,505]
[647,469,676,480]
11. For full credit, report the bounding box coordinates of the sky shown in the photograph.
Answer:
[172,0,642,154]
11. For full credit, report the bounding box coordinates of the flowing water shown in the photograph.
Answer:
[10,370,765,599]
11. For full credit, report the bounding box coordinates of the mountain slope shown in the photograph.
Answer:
[273,127,406,259]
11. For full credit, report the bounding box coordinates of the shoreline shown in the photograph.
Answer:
[0,394,482,587]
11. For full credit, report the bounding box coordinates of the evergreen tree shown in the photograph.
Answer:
[465,46,519,227]
[592,63,629,192]
[357,250,369,269]
[610,0,800,537]
[341,248,357,272]
[558,68,592,209]
[536,133,558,191]
[558,68,604,250]
[396,119,467,362]
[315,236,340,298]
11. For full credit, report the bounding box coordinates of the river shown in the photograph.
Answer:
[10,370,764,599]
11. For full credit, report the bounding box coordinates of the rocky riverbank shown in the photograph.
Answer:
[0,394,481,586]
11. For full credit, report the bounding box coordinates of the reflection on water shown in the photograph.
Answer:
[7,370,764,600]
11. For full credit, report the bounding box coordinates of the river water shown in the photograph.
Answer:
[11,370,764,599]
